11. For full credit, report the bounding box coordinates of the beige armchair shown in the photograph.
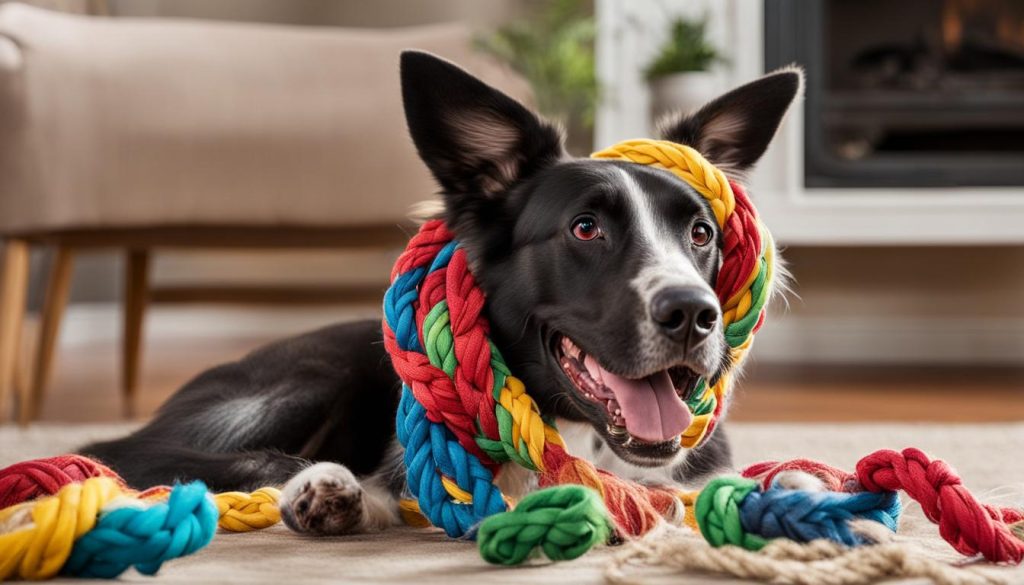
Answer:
[0,4,531,423]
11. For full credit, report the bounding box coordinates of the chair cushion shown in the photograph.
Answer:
[0,4,534,233]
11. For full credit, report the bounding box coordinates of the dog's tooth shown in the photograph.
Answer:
[607,398,620,415]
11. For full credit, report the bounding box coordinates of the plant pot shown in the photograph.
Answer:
[648,71,720,123]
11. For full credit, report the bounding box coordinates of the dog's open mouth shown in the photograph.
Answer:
[554,335,699,444]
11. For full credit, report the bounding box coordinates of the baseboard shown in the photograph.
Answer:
[50,303,1024,365]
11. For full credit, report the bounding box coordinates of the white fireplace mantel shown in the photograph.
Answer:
[595,0,1024,245]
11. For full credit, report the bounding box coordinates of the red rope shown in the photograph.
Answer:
[538,444,676,536]
[859,448,1024,563]
[743,448,1024,564]
[0,455,125,508]
[715,182,762,305]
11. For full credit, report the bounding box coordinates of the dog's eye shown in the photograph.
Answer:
[691,221,713,247]
[571,215,602,241]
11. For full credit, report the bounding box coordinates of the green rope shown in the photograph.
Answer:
[478,486,613,565]
[725,254,770,347]
[695,477,767,551]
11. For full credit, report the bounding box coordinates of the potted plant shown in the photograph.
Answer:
[476,0,597,155]
[645,16,722,121]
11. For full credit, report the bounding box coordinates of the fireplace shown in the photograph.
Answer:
[765,0,1024,188]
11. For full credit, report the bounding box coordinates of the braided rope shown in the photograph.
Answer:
[605,524,1009,585]
[63,481,218,578]
[214,487,282,532]
[695,477,901,551]
[478,485,613,565]
[0,455,126,509]
[743,449,1024,564]
[0,454,282,534]
[858,449,1024,564]
[382,140,772,559]
[0,477,217,580]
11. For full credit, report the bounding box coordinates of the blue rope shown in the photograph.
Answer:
[63,481,218,578]
[386,240,506,538]
[739,485,901,546]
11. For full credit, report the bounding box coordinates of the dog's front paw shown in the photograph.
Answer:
[279,462,367,535]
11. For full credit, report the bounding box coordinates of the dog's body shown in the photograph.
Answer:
[82,52,801,535]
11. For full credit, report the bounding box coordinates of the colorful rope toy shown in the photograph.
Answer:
[381,138,774,560]
[381,138,1024,571]
[0,454,282,580]
[4,139,1019,578]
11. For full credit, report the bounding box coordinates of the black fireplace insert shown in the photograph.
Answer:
[765,0,1024,188]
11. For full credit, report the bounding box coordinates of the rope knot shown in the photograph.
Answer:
[695,477,767,551]
[478,486,612,565]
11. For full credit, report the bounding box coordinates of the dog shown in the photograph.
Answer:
[81,51,802,536]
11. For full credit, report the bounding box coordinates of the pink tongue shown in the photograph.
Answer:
[584,355,693,443]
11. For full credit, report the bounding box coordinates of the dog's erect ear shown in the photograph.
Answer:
[659,67,802,177]
[400,51,564,199]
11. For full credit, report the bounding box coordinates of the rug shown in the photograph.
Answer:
[3,422,1023,584]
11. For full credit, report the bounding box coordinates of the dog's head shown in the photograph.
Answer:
[400,51,800,468]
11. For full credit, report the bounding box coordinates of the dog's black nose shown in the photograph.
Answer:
[650,287,720,348]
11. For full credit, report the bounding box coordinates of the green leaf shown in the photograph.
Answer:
[644,15,722,81]
[474,0,597,150]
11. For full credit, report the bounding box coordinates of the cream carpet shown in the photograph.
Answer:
[3,422,1023,584]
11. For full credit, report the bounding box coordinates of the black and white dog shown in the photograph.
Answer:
[82,52,801,536]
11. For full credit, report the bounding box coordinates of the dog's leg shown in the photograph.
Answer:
[279,440,404,536]
[81,440,309,492]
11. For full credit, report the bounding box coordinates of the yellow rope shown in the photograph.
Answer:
[592,139,736,226]
[499,375,566,470]
[140,484,282,533]
[214,488,281,532]
[0,477,123,581]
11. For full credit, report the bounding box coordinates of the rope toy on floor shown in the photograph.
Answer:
[0,454,283,580]
[0,454,282,533]
[478,485,613,565]
[382,138,774,562]
[742,448,1024,564]
[0,477,216,580]
[605,522,1010,585]
[0,455,125,508]
[694,477,901,551]
[383,137,1024,574]
[608,448,1024,583]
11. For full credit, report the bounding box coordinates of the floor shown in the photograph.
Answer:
[12,322,1024,424]
[9,420,1024,584]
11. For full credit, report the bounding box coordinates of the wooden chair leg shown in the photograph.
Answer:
[0,239,30,423]
[25,246,75,424]
[122,249,150,419]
